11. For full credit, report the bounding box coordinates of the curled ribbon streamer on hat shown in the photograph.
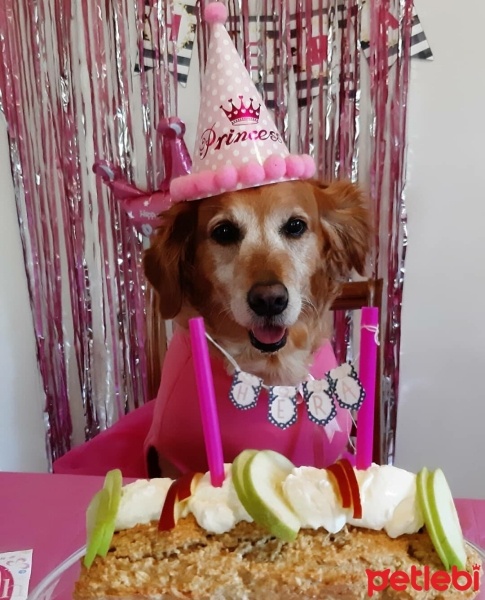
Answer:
[93,117,192,236]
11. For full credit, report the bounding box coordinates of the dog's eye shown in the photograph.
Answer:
[282,218,307,238]
[210,221,241,245]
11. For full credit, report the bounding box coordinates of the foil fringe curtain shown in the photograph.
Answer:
[0,0,412,466]
[0,0,177,466]
[200,0,412,464]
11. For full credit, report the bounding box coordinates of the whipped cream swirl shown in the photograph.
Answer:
[283,464,424,538]
[115,463,423,538]
[187,465,252,534]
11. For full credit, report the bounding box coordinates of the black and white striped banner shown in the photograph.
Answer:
[135,0,197,86]
[135,1,431,91]
[360,2,433,64]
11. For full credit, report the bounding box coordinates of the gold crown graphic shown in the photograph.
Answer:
[220,96,261,126]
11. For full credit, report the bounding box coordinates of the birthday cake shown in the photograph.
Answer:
[74,450,482,599]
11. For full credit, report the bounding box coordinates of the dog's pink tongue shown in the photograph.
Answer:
[252,325,287,344]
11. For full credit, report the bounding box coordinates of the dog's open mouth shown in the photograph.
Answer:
[249,325,288,353]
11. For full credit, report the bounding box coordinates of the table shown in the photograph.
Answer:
[1,472,484,598]
[1,472,108,596]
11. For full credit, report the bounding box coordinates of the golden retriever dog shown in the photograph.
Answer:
[143,179,370,477]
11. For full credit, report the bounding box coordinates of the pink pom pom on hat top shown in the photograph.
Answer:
[169,1,316,204]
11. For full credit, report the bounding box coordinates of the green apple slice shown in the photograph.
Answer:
[232,449,257,507]
[97,469,123,556]
[84,488,110,568]
[416,467,449,569]
[242,450,300,542]
[427,468,467,570]
[104,468,123,515]
[84,469,123,567]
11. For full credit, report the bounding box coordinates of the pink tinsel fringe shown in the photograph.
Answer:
[0,0,413,466]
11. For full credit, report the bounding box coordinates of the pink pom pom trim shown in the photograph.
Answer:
[170,175,197,203]
[239,162,266,186]
[214,165,238,190]
[301,154,316,178]
[264,155,286,180]
[194,170,217,195]
[204,2,228,25]
[285,155,304,178]
[169,152,317,204]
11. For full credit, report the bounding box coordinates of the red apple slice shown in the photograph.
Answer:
[158,472,203,531]
[158,480,182,531]
[176,471,204,502]
[327,462,352,509]
[337,458,362,519]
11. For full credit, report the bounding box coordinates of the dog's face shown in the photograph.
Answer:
[144,180,370,384]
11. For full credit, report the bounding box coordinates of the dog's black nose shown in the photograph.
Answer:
[247,282,289,316]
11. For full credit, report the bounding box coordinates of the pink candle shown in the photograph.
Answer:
[189,317,225,487]
[356,307,379,470]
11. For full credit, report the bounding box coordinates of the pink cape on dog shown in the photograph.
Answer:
[54,329,351,478]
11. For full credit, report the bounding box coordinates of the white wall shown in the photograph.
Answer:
[2,0,485,497]
[0,116,48,472]
[395,0,485,498]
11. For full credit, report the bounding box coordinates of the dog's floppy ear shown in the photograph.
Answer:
[313,180,371,277]
[143,201,198,319]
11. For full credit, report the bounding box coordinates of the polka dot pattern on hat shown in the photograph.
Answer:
[169,0,316,203]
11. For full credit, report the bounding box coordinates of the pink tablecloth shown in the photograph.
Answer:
[0,472,484,597]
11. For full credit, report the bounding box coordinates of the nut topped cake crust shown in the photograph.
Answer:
[74,515,482,600]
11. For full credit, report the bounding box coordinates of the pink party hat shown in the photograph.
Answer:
[170,2,316,203]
